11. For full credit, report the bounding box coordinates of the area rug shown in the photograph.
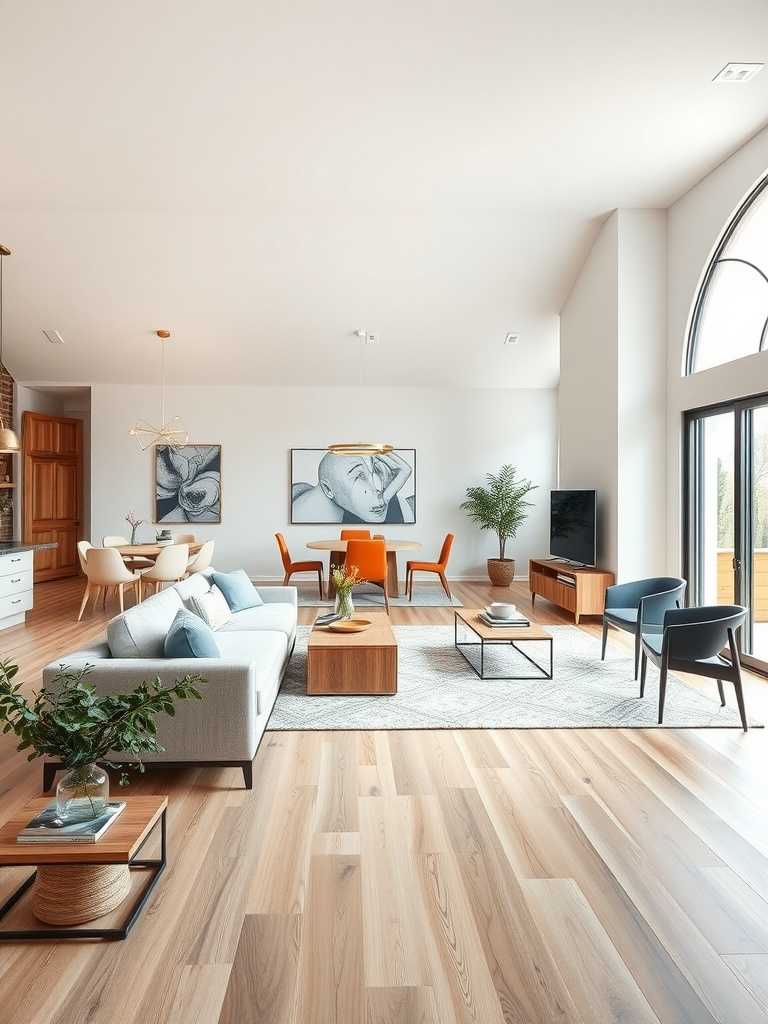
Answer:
[267,625,763,730]
[296,584,462,608]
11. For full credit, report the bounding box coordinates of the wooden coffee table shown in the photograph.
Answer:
[0,795,167,941]
[307,611,398,694]
[454,609,553,680]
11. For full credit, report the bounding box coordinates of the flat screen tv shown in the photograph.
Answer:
[550,489,596,566]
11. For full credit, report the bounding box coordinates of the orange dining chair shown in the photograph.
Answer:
[406,533,454,601]
[275,533,324,598]
[340,529,371,540]
[345,538,388,612]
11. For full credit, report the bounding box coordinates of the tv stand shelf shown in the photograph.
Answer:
[529,558,614,624]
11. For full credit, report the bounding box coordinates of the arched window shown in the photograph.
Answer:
[686,172,768,374]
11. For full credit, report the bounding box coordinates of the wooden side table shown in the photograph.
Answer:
[0,795,167,941]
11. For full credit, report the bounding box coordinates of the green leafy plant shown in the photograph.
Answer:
[461,464,537,560]
[0,660,205,785]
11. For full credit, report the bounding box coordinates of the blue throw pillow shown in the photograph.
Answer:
[211,570,263,612]
[164,609,220,658]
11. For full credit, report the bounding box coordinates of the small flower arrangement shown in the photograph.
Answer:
[125,511,144,544]
[331,564,366,619]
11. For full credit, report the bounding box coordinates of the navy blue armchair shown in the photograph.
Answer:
[602,577,686,679]
[640,605,748,729]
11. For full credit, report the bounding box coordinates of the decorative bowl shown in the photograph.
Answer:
[327,618,373,634]
[489,602,517,618]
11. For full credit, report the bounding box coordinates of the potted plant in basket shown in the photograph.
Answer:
[461,464,537,587]
[0,660,204,822]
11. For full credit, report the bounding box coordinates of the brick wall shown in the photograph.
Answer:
[0,364,14,541]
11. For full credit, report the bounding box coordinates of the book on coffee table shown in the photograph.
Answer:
[16,800,126,844]
[480,610,530,628]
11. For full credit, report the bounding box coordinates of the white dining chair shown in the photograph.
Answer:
[78,547,142,621]
[77,540,93,574]
[186,539,215,574]
[139,544,190,595]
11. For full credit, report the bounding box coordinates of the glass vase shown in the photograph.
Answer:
[334,588,355,620]
[130,525,139,544]
[56,763,109,823]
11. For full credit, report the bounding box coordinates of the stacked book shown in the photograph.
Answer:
[315,611,342,627]
[479,606,530,628]
[16,800,126,844]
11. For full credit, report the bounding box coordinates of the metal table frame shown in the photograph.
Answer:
[454,612,553,680]
[0,808,166,941]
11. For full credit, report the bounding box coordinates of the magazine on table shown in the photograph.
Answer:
[16,800,126,844]
[480,610,530,628]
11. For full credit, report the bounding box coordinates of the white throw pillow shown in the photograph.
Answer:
[190,585,232,630]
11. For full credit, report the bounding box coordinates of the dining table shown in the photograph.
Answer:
[306,538,421,598]
[115,542,203,562]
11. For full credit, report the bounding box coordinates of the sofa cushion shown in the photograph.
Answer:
[190,585,232,630]
[174,570,215,607]
[218,603,296,640]
[212,570,264,612]
[107,588,184,658]
[165,610,220,659]
[214,629,288,663]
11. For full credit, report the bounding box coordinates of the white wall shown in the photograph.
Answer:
[667,124,768,572]
[617,210,667,581]
[559,212,620,570]
[89,384,557,580]
[559,210,667,579]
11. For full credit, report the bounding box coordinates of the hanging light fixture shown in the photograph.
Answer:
[327,330,393,457]
[0,245,21,455]
[129,329,188,450]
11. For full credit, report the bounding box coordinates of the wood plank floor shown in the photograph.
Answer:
[0,576,766,1023]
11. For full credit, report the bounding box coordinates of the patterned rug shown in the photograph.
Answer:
[296,584,462,608]
[267,624,763,730]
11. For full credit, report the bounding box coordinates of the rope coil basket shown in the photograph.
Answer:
[31,864,131,926]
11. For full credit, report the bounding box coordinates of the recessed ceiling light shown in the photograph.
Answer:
[713,63,765,83]
[42,329,65,344]
[504,332,520,346]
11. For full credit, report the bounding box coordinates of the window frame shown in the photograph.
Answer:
[685,171,768,376]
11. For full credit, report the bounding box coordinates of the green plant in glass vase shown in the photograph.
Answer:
[0,660,204,821]
[330,563,366,619]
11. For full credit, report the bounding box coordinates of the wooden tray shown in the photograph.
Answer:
[326,618,373,634]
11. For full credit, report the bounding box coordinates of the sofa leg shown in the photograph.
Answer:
[241,760,253,789]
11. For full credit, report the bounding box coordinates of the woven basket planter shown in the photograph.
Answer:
[487,558,516,587]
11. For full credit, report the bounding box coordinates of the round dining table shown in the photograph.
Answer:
[306,539,421,598]
[115,541,204,561]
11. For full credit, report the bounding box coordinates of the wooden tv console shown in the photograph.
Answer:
[529,558,615,624]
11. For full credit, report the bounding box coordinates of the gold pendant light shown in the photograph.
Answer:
[129,330,189,450]
[327,330,393,457]
[0,245,21,455]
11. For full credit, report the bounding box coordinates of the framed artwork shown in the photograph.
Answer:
[154,444,222,524]
[291,448,416,524]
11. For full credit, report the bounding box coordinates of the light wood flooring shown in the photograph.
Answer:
[0,576,766,1023]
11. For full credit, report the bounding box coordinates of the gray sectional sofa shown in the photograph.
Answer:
[41,570,297,790]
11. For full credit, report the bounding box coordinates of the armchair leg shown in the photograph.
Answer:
[601,618,608,660]
[658,662,668,725]
[717,679,726,706]
[733,673,748,732]
[640,652,647,698]
[439,572,452,600]
[634,632,641,680]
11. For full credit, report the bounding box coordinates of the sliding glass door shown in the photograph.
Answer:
[685,393,768,673]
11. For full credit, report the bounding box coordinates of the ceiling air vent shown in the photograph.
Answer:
[713,63,765,83]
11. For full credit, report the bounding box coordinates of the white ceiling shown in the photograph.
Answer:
[2,0,768,388]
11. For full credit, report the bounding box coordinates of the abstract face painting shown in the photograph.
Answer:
[155,445,222,523]
[291,449,416,524]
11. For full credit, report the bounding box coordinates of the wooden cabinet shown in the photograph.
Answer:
[529,558,614,624]
[22,413,83,583]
